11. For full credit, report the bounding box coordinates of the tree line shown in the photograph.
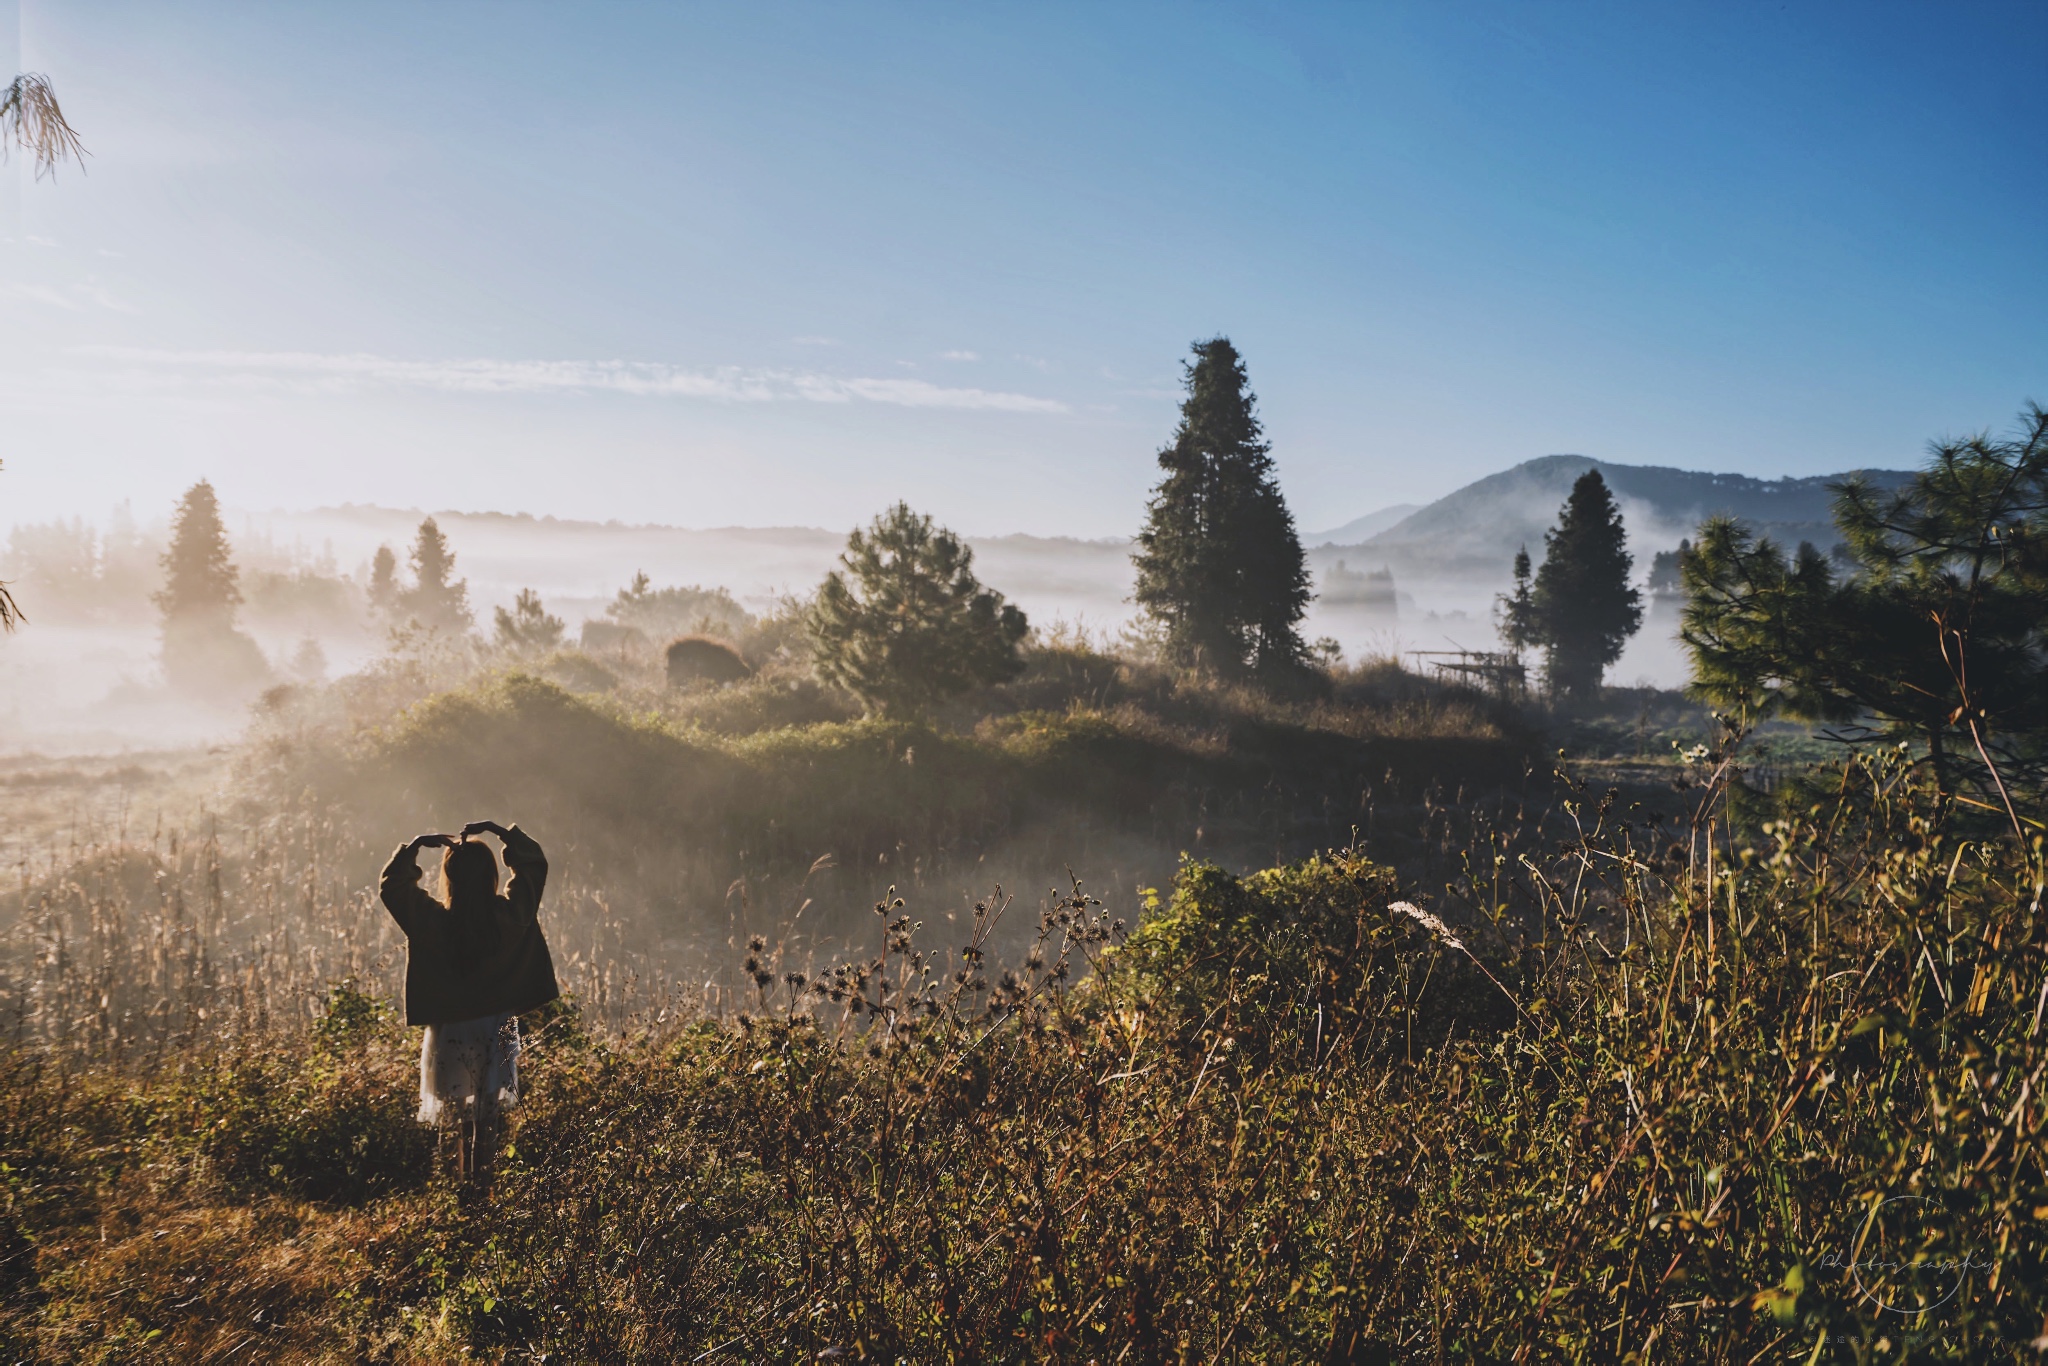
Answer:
[17,326,2046,807]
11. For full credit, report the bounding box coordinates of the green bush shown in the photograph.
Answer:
[188,989,432,1206]
[1103,849,1512,1059]
[536,649,618,694]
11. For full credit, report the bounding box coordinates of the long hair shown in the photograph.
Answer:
[442,839,500,909]
[439,839,503,968]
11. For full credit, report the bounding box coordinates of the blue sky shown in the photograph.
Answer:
[3,1,2042,538]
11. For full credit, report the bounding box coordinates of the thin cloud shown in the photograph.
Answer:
[6,283,80,310]
[940,349,980,361]
[1,276,134,314]
[73,348,1070,414]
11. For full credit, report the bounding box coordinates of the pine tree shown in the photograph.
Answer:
[1522,471,1642,704]
[154,480,242,624]
[1683,403,2048,806]
[606,570,750,638]
[397,517,473,633]
[1495,545,1538,657]
[1132,338,1310,677]
[807,502,1028,717]
[288,636,329,683]
[155,480,268,694]
[366,544,399,618]
[494,588,565,655]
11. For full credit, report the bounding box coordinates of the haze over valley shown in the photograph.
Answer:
[1,451,1910,750]
[3,7,2043,1358]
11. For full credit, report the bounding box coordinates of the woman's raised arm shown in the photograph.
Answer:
[493,825,549,919]
[379,833,452,935]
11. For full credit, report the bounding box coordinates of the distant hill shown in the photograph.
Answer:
[251,505,1139,628]
[1313,455,1916,582]
[1304,503,1421,545]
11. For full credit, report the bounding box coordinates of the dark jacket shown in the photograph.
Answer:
[379,826,561,1026]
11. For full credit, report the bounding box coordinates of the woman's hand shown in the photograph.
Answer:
[460,820,509,840]
[411,832,456,851]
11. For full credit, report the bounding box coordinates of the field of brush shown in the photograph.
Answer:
[1,640,2042,1361]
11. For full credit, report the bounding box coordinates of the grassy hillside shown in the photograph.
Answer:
[23,631,1997,1359]
[2,747,2041,1360]
[243,643,1536,964]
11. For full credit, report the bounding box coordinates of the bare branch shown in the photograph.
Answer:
[2,73,88,180]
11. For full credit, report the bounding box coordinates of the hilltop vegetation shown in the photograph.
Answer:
[3,738,2043,1359]
[244,633,1533,962]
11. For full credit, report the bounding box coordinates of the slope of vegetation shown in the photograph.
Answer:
[238,640,1534,962]
[2,747,2042,1360]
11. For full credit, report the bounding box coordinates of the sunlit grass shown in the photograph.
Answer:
[3,740,2042,1358]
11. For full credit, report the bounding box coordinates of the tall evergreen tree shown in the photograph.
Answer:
[397,517,473,633]
[155,480,268,694]
[1495,545,1538,657]
[1516,471,1642,703]
[154,480,242,624]
[1132,338,1311,676]
[366,544,399,619]
[807,502,1028,717]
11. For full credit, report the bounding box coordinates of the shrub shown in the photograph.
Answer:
[536,648,617,694]
[188,985,433,1205]
[665,634,753,688]
[1102,849,1511,1058]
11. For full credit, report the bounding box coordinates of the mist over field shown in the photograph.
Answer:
[0,473,1773,754]
[4,4,2043,1357]
[3,444,1907,754]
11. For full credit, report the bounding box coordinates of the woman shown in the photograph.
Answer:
[380,818,560,1184]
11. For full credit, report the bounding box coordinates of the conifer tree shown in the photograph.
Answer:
[1495,545,1538,657]
[1683,403,2048,806]
[397,517,473,633]
[1132,338,1310,677]
[288,636,329,683]
[606,570,750,638]
[154,480,242,624]
[366,544,399,619]
[494,588,565,655]
[807,502,1028,717]
[155,480,268,694]
[1518,471,1642,703]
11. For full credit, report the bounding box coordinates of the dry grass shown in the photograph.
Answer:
[1,739,2043,1360]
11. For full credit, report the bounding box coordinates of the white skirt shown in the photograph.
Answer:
[418,1011,520,1124]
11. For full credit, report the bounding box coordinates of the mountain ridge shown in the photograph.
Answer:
[1309,454,1916,582]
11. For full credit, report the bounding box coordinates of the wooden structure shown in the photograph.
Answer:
[1409,649,1529,700]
